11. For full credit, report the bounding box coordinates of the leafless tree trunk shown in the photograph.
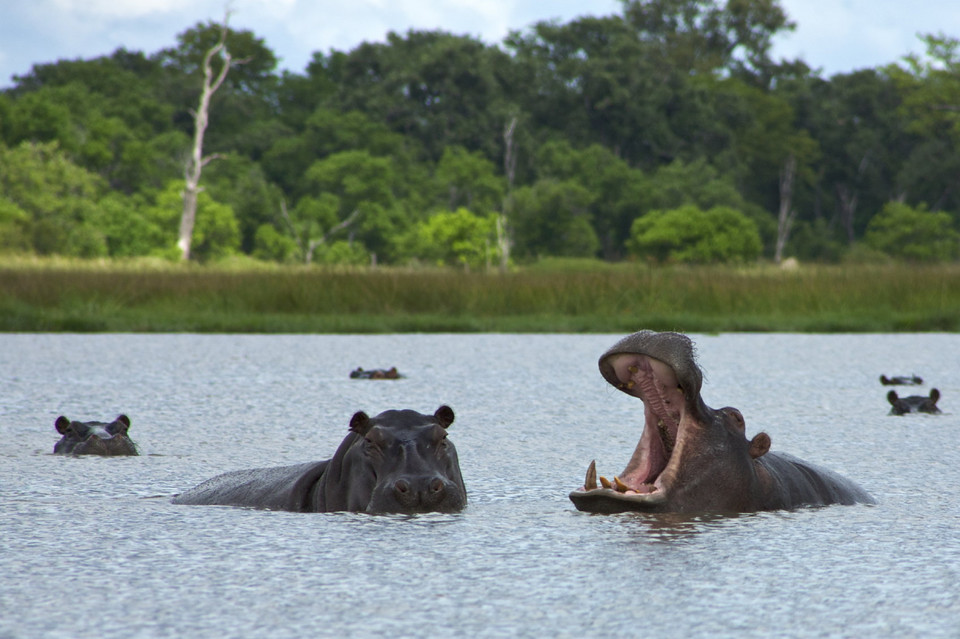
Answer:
[775,153,797,264]
[836,184,858,245]
[177,11,245,261]
[836,153,870,245]
[498,116,518,273]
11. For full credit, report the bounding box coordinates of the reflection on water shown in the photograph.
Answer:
[1,333,959,638]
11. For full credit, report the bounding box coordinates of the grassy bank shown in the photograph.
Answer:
[1,257,958,333]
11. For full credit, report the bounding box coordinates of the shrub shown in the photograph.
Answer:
[627,205,762,264]
[864,201,959,262]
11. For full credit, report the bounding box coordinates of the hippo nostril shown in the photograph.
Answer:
[395,479,411,494]
[429,478,444,494]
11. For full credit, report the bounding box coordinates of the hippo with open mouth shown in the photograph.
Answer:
[173,405,466,514]
[53,415,139,456]
[569,331,874,514]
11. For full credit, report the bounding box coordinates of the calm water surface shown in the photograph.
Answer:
[1,333,958,638]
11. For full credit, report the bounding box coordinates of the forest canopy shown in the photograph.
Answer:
[1,0,959,267]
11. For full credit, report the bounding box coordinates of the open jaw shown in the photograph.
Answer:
[570,353,687,512]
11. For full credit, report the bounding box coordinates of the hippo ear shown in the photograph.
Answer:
[116,414,131,428]
[930,388,940,403]
[55,416,71,434]
[434,405,455,428]
[887,390,899,406]
[349,411,372,435]
[749,432,771,459]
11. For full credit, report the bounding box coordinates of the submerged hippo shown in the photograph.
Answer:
[887,389,942,415]
[350,367,403,379]
[880,374,923,386]
[53,414,139,456]
[173,406,466,513]
[569,331,874,514]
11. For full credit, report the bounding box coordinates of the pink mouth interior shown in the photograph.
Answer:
[605,353,684,493]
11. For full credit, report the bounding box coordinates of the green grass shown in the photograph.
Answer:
[1,257,958,333]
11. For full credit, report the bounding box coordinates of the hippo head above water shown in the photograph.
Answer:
[887,389,941,415]
[330,406,465,513]
[569,330,873,514]
[174,405,466,514]
[54,415,139,456]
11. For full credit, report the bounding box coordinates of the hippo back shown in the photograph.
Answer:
[757,452,875,510]
[173,461,329,511]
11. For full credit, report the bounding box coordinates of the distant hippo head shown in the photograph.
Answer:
[319,405,466,513]
[880,374,923,386]
[887,389,942,415]
[54,415,139,456]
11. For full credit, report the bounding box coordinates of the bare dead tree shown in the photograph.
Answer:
[836,153,870,245]
[775,153,797,264]
[498,116,518,273]
[278,199,360,264]
[177,10,248,261]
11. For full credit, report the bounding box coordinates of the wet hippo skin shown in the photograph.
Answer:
[570,331,874,514]
[174,406,466,514]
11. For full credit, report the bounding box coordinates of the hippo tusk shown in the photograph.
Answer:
[584,460,597,490]
[614,476,630,492]
[599,475,612,489]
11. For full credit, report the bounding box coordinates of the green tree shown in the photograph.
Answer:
[301,150,412,262]
[0,141,107,256]
[327,30,514,163]
[403,207,499,269]
[0,196,30,253]
[535,140,650,259]
[618,0,794,77]
[433,146,505,213]
[627,204,762,263]
[510,179,599,259]
[6,50,181,193]
[863,201,959,262]
[891,34,960,215]
[88,191,169,257]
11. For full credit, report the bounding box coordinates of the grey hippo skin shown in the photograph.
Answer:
[54,415,138,456]
[569,331,874,514]
[887,389,942,415]
[173,406,466,513]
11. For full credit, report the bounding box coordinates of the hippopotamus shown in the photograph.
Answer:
[880,374,923,386]
[569,331,874,514]
[53,414,139,456]
[350,367,403,379]
[887,389,942,415]
[173,406,466,513]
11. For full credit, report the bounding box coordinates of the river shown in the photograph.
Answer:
[1,333,958,638]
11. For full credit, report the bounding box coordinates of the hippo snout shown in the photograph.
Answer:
[389,475,458,511]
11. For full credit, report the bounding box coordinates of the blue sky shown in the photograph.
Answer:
[2,0,959,88]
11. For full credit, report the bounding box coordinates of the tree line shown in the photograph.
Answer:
[1,0,959,267]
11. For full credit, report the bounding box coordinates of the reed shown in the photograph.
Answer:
[1,257,957,333]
